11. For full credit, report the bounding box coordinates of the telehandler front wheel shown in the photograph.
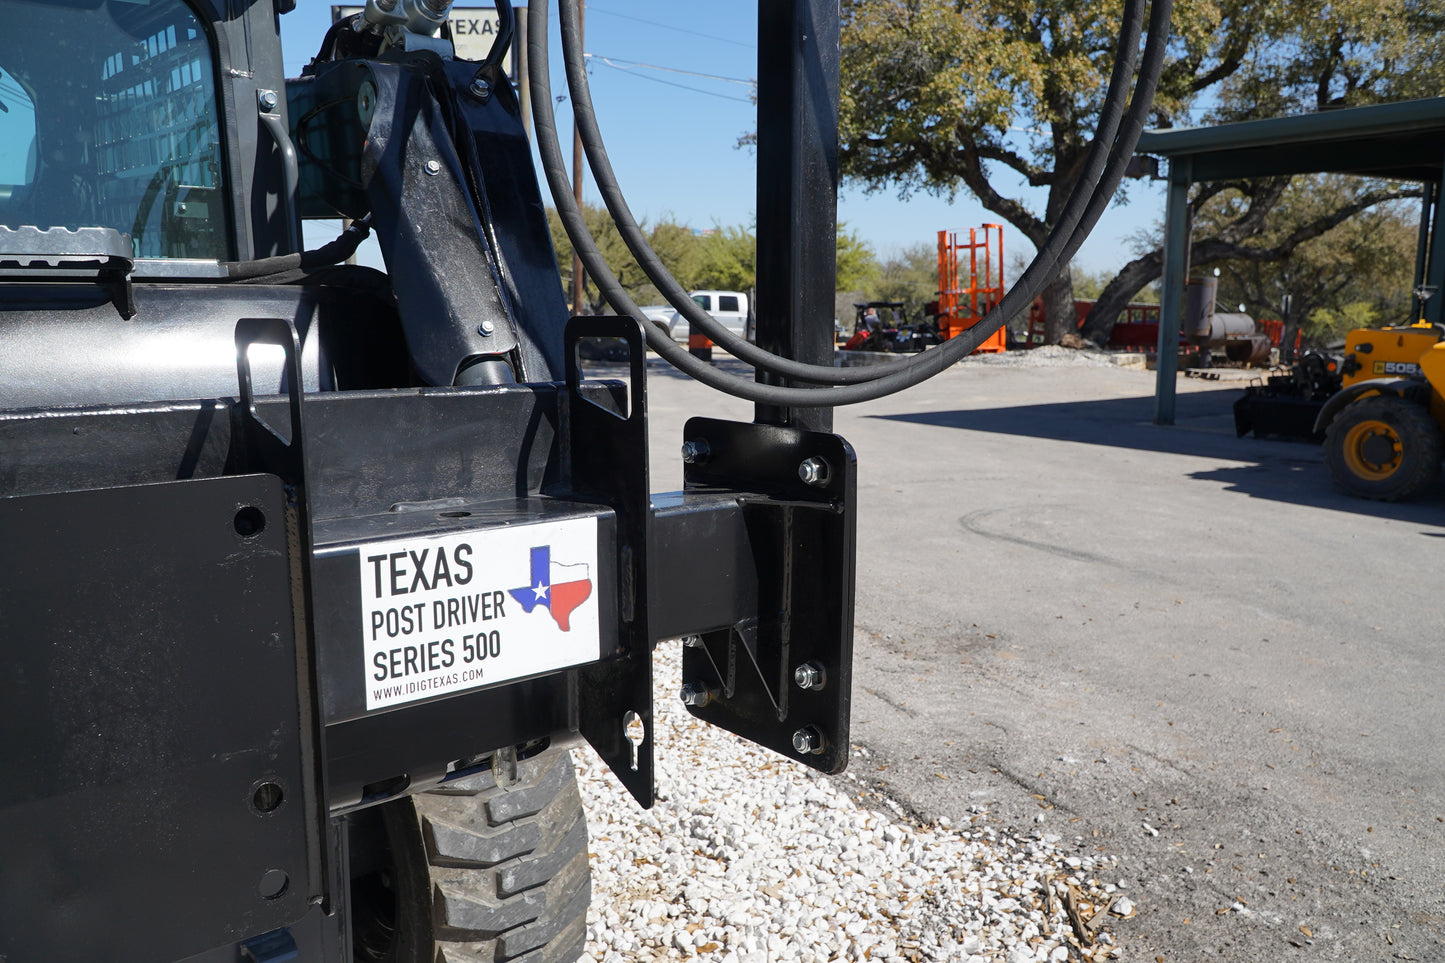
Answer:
[1324,395,1444,501]
[349,747,591,963]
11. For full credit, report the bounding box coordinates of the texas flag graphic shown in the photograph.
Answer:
[509,546,593,631]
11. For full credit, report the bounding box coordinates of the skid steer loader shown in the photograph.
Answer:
[0,2,856,959]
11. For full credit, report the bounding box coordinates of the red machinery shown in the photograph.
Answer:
[936,226,1007,351]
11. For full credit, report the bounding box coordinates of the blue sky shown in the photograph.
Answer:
[280,3,1165,280]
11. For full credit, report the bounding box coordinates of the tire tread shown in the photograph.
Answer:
[412,748,590,963]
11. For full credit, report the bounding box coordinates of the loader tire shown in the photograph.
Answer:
[350,748,591,963]
[1324,395,1444,501]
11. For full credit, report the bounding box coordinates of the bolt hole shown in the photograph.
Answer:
[623,710,645,746]
[623,710,645,772]
[257,869,289,900]
[252,781,284,814]
[439,511,473,518]
[234,506,266,538]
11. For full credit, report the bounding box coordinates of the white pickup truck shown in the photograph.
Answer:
[666,290,751,343]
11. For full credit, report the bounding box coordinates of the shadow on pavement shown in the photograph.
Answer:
[873,389,1445,526]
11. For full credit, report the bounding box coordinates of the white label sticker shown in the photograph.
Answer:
[359,517,601,711]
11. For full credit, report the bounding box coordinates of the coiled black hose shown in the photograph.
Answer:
[557,0,1143,385]
[528,0,1171,405]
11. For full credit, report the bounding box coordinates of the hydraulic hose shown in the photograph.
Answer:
[528,0,1171,406]
[556,0,1143,385]
[475,0,514,73]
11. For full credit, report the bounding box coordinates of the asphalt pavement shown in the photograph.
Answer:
[636,350,1445,962]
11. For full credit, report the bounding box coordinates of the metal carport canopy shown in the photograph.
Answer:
[1133,97,1445,423]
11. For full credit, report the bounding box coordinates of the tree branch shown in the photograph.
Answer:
[975,144,1051,186]
[948,134,1047,243]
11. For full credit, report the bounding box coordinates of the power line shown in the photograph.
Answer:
[586,6,755,49]
[587,57,755,104]
[584,53,754,89]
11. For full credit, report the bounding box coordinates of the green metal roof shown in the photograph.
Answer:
[1135,97,1445,182]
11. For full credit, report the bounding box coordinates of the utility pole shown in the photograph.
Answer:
[569,0,587,316]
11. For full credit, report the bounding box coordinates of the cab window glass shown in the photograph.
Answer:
[718,295,740,312]
[693,294,711,310]
[0,70,37,202]
[0,0,229,259]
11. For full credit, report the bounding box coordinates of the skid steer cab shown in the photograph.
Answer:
[0,1,855,960]
[1315,322,1445,501]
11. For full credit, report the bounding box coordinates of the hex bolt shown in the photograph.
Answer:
[424,159,442,176]
[680,634,705,648]
[792,725,826,755]
[798,456,831,487]
[793,661,826,691]
[257,89,278,112]
[679,682,712,707]
[478,320,495,336]
[470,77,493,102]
[681,439,710,464]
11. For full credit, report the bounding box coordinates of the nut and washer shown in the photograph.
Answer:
[680,634,705,648]
[257,89,279,112]
[793,661,826,691]
[792,725,825,755]
[478,320,496,336]
[470,77,493,102]
[424,159,442,176]
[798,456,831,487]
[680,439,710,464]
[679,682,712,707]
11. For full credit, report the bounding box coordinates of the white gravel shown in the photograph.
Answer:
[962,345,1139,369]
[574,653,1125,962]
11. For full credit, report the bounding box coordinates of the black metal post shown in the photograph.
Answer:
[754,0,839,431]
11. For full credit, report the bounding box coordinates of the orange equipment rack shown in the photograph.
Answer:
[936,226,1007,352]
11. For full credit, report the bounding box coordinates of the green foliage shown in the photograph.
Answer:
[546,203,703,311]
[873,243,939,320]
[545,203,879,308]
[1310,301,1388,345]
[836,223,880,292]
[694,224,757,292]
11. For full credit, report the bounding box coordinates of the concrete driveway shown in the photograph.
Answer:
[639,352,1445,962]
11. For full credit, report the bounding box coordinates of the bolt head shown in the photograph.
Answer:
[798,456,831,487]
[680,634,704,648]
[793,662,824,690]
[470,77,493,101]
[478,320,495,336]
[679,682,711,707]
[792,726,824,755]
[257,90,278,112]
[681,439,710,464]
[424,159,442,176]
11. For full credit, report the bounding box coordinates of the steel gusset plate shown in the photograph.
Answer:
[678,418,857,774]
[563,316,655,806]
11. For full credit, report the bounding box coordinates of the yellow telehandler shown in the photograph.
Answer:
[1316,321,1445,500]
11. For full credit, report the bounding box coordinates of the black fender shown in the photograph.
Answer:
[1314,378,1431,434]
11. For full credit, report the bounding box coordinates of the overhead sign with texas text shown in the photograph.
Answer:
[332,6,516,73]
